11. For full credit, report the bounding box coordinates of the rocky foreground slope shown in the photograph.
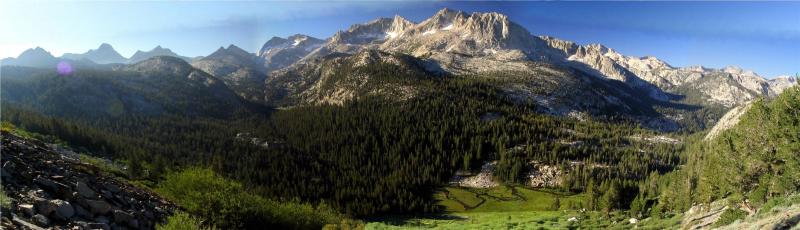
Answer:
[0,131,176,229]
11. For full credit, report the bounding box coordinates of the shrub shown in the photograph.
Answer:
[157,212,215,230]
[156,167,342,229]
[712,208,747,227]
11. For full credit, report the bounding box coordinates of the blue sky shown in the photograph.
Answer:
[1,1,797,77]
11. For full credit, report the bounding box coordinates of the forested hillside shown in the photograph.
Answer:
[628,86,800,226]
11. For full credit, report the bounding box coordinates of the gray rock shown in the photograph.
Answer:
[18,204,35,217]
[33,176,58,192]
[76,181,97,198]
[103,184,120,193]
[50,199,75,220]
[113,210,133,224]
[2,161,15,172]
[86,200,112,215]
[36,199,56,216]
[101,190,113,199]
[32,214,50,226]
[74,203,92,219]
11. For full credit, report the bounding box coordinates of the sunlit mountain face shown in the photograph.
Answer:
[1,2,798,229]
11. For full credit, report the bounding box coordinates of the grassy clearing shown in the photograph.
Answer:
[438,186,585,213]
[367,186,682,229]
[366,210,683,229]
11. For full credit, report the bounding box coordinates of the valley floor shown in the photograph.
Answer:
[365,186,683,229]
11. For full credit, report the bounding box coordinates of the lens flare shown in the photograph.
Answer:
[56,61,73,75]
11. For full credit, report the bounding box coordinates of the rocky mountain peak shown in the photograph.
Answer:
[226,44,250,56]
[258,34,323,56]
[722,65,758,77]
[261,37,289,52]
[128,46,189,64]
[423,8,464,28]
[330,18,394,44]
[2,47,60,67]
[377,9,537,59]
[206,45,252,61]
[682,65,710,72]
[258,34,324,71]
[20,47,55,59]
[386,15,415,39]
[61,43,128,64]
[98,43,113,50]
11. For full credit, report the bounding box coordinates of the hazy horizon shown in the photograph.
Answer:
[2,1,798,77]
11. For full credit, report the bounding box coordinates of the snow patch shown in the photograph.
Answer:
[422,29,437,36]
[385,31,400,39]
[292,37,307,46]
[442,24,453,30]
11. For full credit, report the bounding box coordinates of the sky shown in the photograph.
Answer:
[1,1,798,77]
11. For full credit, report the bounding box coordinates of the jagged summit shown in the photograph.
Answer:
[62,43,127,64]
[205,44,252,61]
[20,47,55,59]
[385,15,415,39]
[1,47,59,67]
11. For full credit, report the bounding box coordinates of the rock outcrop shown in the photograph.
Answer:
[704,101,754,140]
[1,131,176,229]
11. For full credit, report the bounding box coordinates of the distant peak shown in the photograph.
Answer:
[98,43,113,49]
[288,34,306,40]
[435,8,456,15]
[584,44,612,53]
[226,44,248,53]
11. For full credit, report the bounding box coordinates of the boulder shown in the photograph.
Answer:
[32,214,50,226]
[18,204,35,217]
[34,176,71,196]
[36,199,57,216]
[74,203,92,219]
[113,210,134,224]
[86,200,112,215]
[33,176,58,192]
[103,184,120,193]
[76,181,97,198]
[50,199,75,220]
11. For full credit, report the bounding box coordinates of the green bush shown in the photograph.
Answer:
[157,212,215,230]
[1,186,11,210]
[156,167,342,229]
[712,208,747,227]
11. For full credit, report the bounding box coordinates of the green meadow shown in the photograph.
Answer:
[366,186,682,229]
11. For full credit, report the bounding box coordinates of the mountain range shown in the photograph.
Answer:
[1,8,796,131]
[2,44,192,66]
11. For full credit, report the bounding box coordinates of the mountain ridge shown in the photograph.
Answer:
[61,43,128,64]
